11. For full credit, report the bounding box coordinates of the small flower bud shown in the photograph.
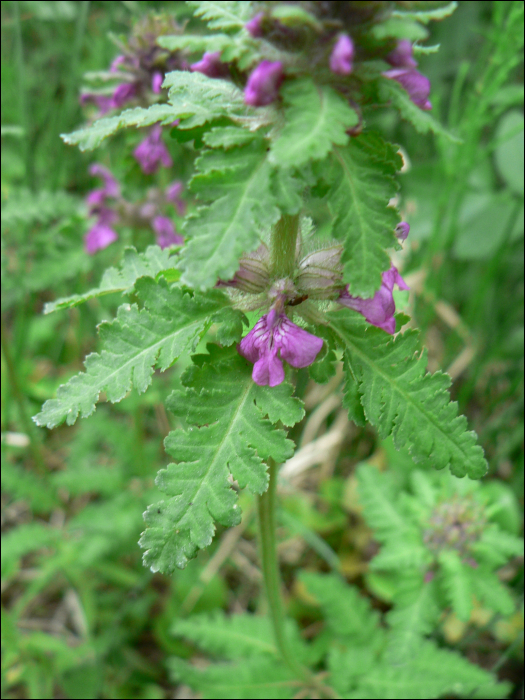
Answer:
[244,61,284,106]
[190,52,229,79]
[330,34,354,75]
[395,221,410,241]
[245,12,264,37]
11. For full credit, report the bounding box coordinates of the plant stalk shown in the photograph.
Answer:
[257,459,310,681]
[270,214,300,278]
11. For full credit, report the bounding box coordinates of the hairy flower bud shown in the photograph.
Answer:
[386,39,418,69]
[330,34,354,75]
[244,61,284,106]
[296,244,344,299]
[245,12,264,37]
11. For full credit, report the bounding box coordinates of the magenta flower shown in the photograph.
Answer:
[151,71,164,94]
[395,221,410,241]
[79,92,113,116]
[338,266,409,335]
[330,34,354,75]
[244,61,284,106]
[85,222,118,254]
[384,67,432,110]
[190,52,229,78]
[152,216,183,249]
[110,82,137,110]
[238,309,323,387]
[245,12,264,37]
[386,39,417,69]
[165,180,186,216]
[87,164,120,200]
[133,124,173,174]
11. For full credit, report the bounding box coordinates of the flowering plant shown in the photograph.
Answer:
[33,2,519,697]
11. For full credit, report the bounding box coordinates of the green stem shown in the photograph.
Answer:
[270,214,300,278]
[257,459,310,680]
[257,462,341,698]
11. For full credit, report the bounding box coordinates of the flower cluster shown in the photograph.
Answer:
[224,223,410,386]
[84,164,184,254]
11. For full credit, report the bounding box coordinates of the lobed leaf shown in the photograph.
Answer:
[168,656,297,700]
[379,78,462,142]
[331,310,488,478]
[34,279,230,428]
[325,136,401,297]
[179,141,280,289]
[187,1,253,31]
[44,246,178,313]
[140,353,304,572]
[269,79,359,168]
[62,103,177,151]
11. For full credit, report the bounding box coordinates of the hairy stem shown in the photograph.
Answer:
[270,214,300,278]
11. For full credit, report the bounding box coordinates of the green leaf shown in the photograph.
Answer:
[300,572,380,642]
[356,463,412,540]
[163,72,254,130]
[331,311,488,478]
[180,142,280,289]
[270,79,358,168]
[371,16,428,41]
[34,279,229,428]
[391,2,458,23]
[168,656,297,699]
[44,246,178,313]
[140,354,303,571]
[378,78,461,142]
[203,125,260,149]
[470,567,516,616]
[325,136,401,297]
[187,1,253,31]
[62,103,177,151]
[172,612,277,658]
[156,33,233,53]
[342,355,366,425]
[439,550,473,622]
[385,574,440,664]
[352,640,509,700]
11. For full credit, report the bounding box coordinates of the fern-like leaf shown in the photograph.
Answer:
[140,353,304,572]
[324,136,401,297]
[187,1,253,31]
[34,279,231,428]
[179,141,280,289]
[44,246,177,313]
[438,549,474,622]
[356,463,413,540]
[269,79,359,168]
[169,656,297,700]
[330,311,488,478]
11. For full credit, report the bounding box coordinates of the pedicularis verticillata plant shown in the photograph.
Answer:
[35,2,520,697]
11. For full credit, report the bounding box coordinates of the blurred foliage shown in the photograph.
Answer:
[1,1,523,698]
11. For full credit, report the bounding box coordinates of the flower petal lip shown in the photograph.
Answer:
[384,68,432,110]
[238,311,323,386]
[338,266,409,335]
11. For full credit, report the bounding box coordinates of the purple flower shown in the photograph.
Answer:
[395,221,410,241]
[244,61,284,107]
[133,124,173,174]
[190,52,228,79]
[383,68,432,110]
[165,180,186,216]
[238,309,323,387]
[151,71,164,94]
[330,34,354,75]
[152,216,183,249]
[88,164,120,200]
[109,55,126,72]
[245,12,264,37]
[110,82,137,110]
[85,208,119,254]
[338,266,409,335]
[79,92,113,116]
[386,39,417,69]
